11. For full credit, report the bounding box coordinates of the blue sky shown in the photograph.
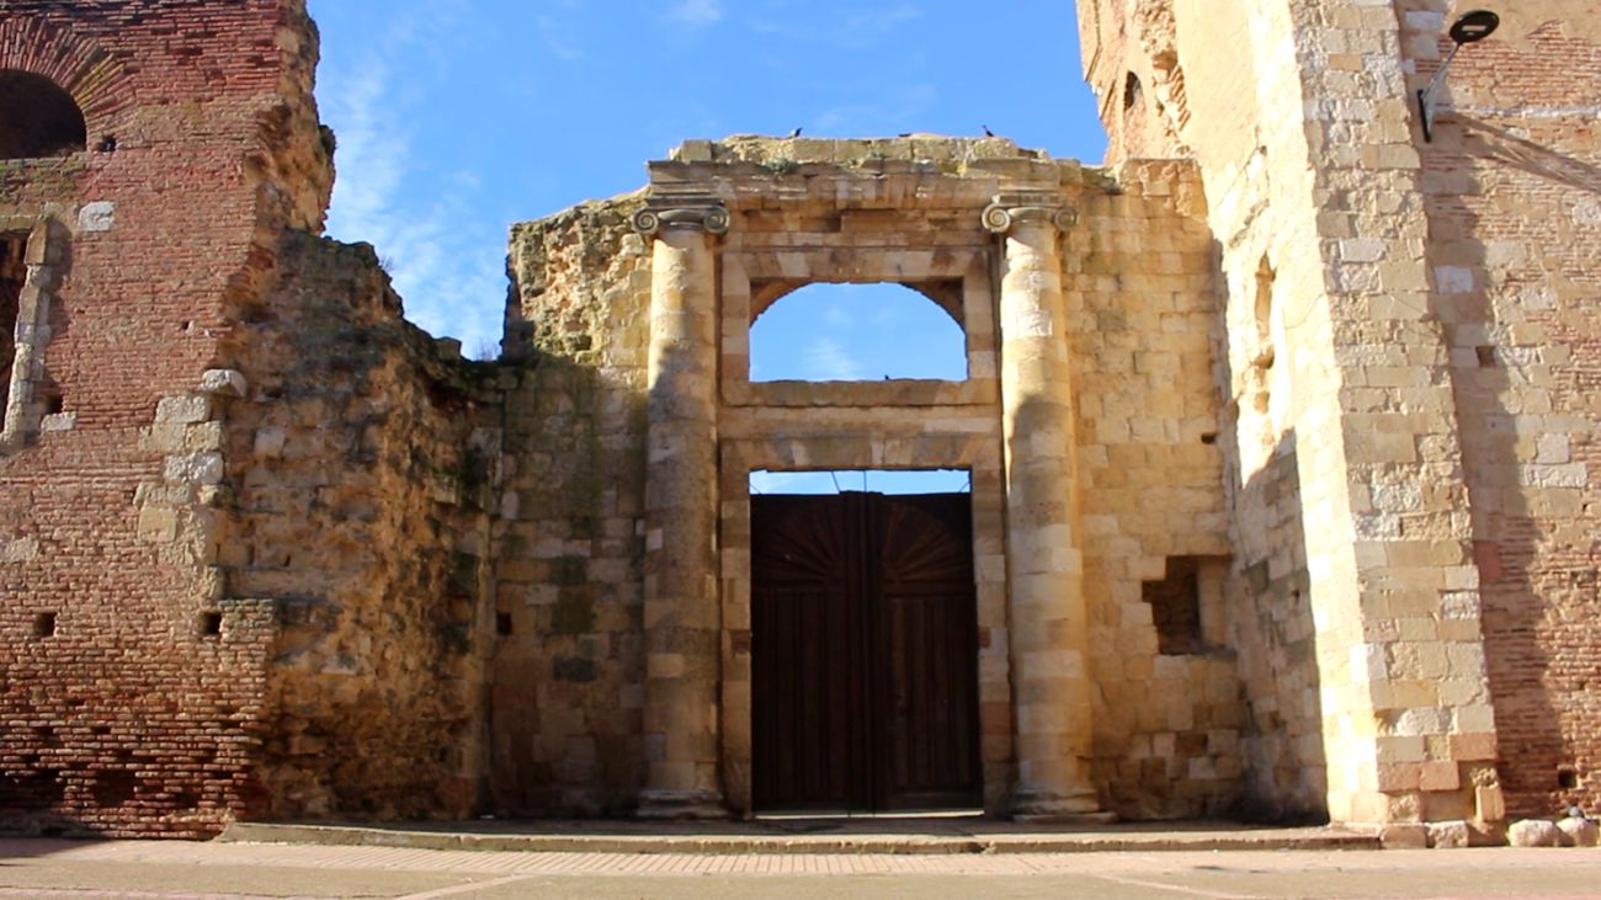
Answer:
[307,0,1108,492]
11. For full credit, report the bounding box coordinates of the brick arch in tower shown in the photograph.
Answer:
[0,15,133,153]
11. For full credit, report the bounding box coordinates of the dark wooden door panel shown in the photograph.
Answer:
[874,495,981,811]
[752,491,979,815]
[751,494,863,812]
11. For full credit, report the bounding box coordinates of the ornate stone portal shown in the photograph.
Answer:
[501,137,1232,822]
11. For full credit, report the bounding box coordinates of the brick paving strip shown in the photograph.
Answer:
[6,841,1601,900]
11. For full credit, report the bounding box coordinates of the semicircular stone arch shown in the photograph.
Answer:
[750,278,965,327]
[0,15,132,150]
[747,282,968,383]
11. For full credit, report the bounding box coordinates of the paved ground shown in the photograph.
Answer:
[2,840,1601,899]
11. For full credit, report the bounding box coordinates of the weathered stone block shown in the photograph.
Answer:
[1508,820,1562,848]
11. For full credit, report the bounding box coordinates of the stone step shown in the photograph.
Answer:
[219,820,1380,856]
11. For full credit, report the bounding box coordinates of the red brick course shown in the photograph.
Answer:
[0,0,327,837]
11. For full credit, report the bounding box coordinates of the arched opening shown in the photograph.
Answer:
[1122,71,1144,111]
[748,282,967,382]
[0,70,87,160]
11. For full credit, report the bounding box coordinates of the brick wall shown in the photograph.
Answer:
[1401,0,1601,819]
[0,0,333,837]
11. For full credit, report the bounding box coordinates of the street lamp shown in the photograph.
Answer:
[1417,9,1500,142]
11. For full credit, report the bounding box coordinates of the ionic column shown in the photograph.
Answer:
[983,196,1106,821]
[631,200,728,818]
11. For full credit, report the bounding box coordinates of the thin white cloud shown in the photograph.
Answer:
[750,2,919,48]
[320,0,504,353]
[805,337,865,381]
[822,304,852,327]
[814,82,936,134]
[535,14,584,61]
[667,0,723,26]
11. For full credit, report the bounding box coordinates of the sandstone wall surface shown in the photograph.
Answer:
[221,233,501,822]
[491,201,651,816]
[1081,0,1601,831]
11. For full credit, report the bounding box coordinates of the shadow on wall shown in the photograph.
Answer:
[1200,225,1329,824]
[487,350,649,819]
[1228,426,1327,825]
[1439,115,1601,819]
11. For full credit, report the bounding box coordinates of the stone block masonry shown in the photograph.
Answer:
[2,0,1599,841]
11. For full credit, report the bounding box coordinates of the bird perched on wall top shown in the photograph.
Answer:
[787,127,802,138]
[982,125,995,137]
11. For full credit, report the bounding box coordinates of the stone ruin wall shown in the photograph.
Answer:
[490,201,652,816]
[0,0,495,835]
[1068,158,1241,819]
[1084,0,1601,828]
[220,232,501,822]
[1404,2,1601,819]
[487,137,1253,820]
[0,0,335,837]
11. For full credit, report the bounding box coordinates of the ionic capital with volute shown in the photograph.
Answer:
[981,192,1077,235]
[632,196,730,236]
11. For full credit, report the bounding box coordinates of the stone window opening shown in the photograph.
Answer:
[1143,556,1228,656]
[1123,72,1144,111]
[1252,256,1275,371]
[32,611,56,639]
[747,282,967,383]
[0,70,87,160]
[198,611,222,638]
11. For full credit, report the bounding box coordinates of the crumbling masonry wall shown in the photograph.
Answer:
[220,233,500,821]
[489,203,652,816]
[0,0,491,836]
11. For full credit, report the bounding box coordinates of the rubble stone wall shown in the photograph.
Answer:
[1072,159,1241,819]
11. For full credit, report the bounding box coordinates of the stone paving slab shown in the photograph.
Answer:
[217,819,1379,855]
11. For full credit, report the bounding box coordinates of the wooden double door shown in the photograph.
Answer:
[751,491,982,814]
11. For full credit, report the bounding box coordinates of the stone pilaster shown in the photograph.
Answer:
[984,195,1107,821]
[632,198,728,818]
